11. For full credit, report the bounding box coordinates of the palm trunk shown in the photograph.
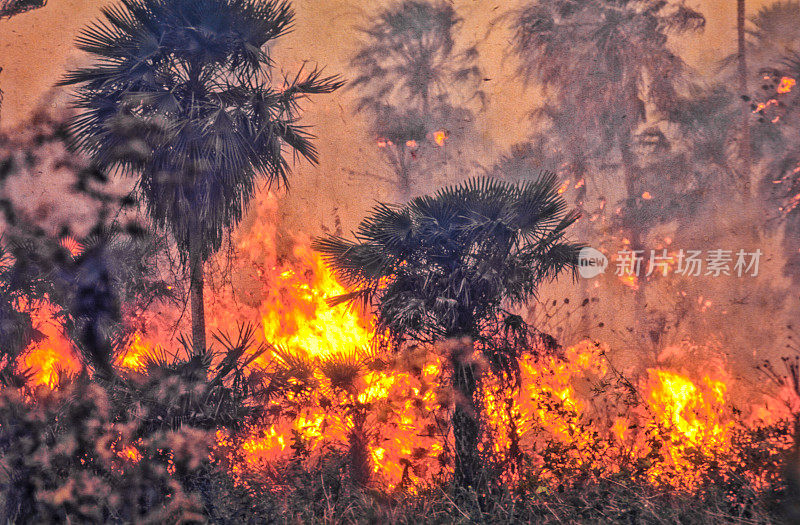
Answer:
[737,0,747,93]
[573,162,591,338]
[783,412,800,521]
[446,324,483,492]
[395,144,412,198]
[737,0,752,197]
[620,138,646,329]
[189,227,206,354]
[452,356,480,489]
[348,410,371,486]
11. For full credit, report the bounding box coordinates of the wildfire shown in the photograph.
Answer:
[215,235,444,487]
[777,76,796,94]
[118,332,152,370]
[483,341,735,489]
[645,369,733,486]
[12,193,758,492]
[432,130,448,146]
[648,370,730,446]
[23,301,80,387]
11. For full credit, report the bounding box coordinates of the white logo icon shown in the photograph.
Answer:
[578,247,608,279]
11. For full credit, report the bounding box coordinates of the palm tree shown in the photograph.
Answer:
[738,0,750,176]
[509,0,703,325]
[313,174,580,489]
[60,0,342,353]
[350,0,482,197]
[667,3,800,208]
[737,1,800,72]
[510,0,704,197]
[753,52,800,283]
[741,4,800,283]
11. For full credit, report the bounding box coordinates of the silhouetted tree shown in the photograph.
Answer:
[510,0,703,202]
[313,174,580,490]
[0,0,45,17]
[742,4,800,283]
[729,1,800,75]
[509,0,703,327]
[720,2,800,192]
[351,0,483,197]
[60,0,342,354]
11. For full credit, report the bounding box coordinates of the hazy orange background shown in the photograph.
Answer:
[0,0,767,232]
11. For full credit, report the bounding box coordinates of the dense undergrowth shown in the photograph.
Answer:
[1,337,799,524]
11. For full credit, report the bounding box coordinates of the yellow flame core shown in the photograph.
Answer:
[120,332,151,370]
[23,301,80,387]
[258,246,373,361]
[777,76,796,94]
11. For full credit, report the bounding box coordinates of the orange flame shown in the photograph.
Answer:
[777,76,796,94]
[59,236,84,257]
[119,332,152,370]
[23,301,80,387]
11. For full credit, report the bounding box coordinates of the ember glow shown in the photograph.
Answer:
[777,76,796,94]
[58,236,83,257]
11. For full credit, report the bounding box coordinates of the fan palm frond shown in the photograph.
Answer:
[319,348,364,394]
[314,174,580,343]
[60,0,342,263]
